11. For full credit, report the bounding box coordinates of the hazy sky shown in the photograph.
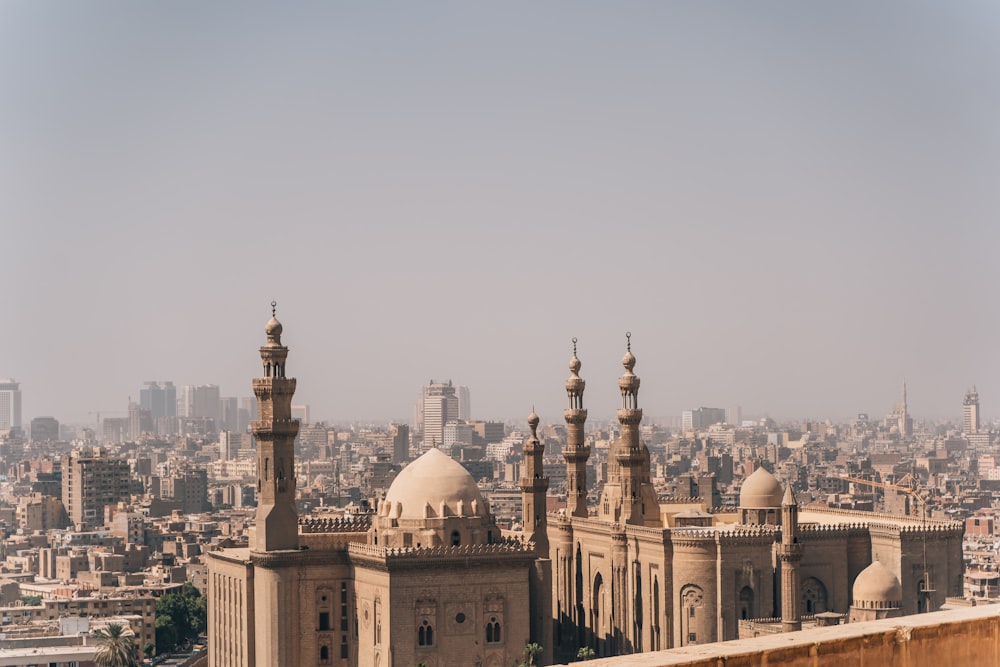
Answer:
[3,2,998,426]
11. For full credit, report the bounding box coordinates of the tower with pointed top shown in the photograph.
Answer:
[521,410,553,662]
[521,410,550,556]
[778,484,803,632]
[599,333,659,527]
[897,380,912,437]
[562,339,590,518]
[251,302,299,552]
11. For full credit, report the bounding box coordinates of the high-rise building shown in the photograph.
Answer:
[420,380,458,447]
[964,387,981,435]
[29,416,59,442]
[682,406,727,432]
[62,447,131,529]
[139,381,176,420]
[390,423,409,463]
[457,384,471,421]
[0,379,22,432]
[726,405,742,426]
[220,396,240,432]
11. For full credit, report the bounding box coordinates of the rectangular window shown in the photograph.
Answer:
[688,607,695,618]
[340,637,348,659]
[319,611,330,631]
[688,633,696,643]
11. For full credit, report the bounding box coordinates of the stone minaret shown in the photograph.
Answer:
[521,410,553,663]
[602,333,659,527]
[521,409,550,556]
[562,338,590,518]
[779,484,803,632]
[252,302,299,552]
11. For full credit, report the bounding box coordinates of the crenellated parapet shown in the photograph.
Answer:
[298,515,372,534]
[347,537,537,568]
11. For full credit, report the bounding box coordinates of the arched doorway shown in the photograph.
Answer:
[801,577,828,614]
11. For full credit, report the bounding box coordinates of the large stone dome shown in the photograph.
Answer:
[739,467,784,509]
[853,560,902,607]
[382,447,488,520]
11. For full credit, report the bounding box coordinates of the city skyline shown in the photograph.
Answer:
[4,3,998,424]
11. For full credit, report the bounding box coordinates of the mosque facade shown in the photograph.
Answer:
[207,312,964,667]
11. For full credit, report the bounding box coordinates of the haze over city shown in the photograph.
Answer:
[3,2,998,425]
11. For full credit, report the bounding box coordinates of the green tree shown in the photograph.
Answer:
[143,641,155,659]
[154,614,179,654]
[576,646,595,661]
[19,595,42,606]
[154,582,207,651]
[93,622,141,667]
[519,642,543,667]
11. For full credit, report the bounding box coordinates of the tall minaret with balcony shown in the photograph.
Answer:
[521,409,550,556]
[252,302,299,552]
[779,484,803,632]
[600,333,659,526]
[562,338,590,518]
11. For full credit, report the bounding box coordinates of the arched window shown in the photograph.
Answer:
[418,620,434,646]
[319,645,330,664]
[680,584,704,646]
[486,616,502,643]
[801,577,828,615]
[451,530,461,546]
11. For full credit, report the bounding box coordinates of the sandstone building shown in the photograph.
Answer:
[207,312,964,666]
[207,308,539,667]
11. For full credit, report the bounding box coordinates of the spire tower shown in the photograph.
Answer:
[251,302,300,552]
[562,338,590,518]
[779,484,803,632]
[600,333,659,526]
[521,409,550,556]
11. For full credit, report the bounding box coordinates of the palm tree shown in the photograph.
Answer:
[93,622,141,667]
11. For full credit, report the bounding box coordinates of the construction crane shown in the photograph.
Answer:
[833,474,935,612]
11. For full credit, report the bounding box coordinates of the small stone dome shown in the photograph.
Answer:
[265,316,283,338]
[569,353,581,374]
[622,349,636,371]
[853,561,902,606]
[739,467,784,509]
[382,448,488,519]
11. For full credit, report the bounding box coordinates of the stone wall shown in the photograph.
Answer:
[554,604,1000,667]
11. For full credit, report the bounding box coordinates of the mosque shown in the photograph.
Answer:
[206,311,964,667]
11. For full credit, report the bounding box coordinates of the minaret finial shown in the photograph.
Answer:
[626,331,631,352]
[271,300,277,317]
[572,337,578,356]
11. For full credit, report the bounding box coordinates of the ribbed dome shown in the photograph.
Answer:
[739,467,784,509]
[383,448,487,519]
[853,561,902,605]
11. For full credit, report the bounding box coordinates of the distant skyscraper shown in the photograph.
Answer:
[182,384,221,427]
[30,416,59,442]
[457,384,471,420]
[139,381,176,420]
[417,380,460,446]
[726,405,742,426]
[0,379,22,432]
[391,423,410,464]
[682,406,727,432]
[963,387,981,435]
[291,404,310,423]
[220,396,239,431]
